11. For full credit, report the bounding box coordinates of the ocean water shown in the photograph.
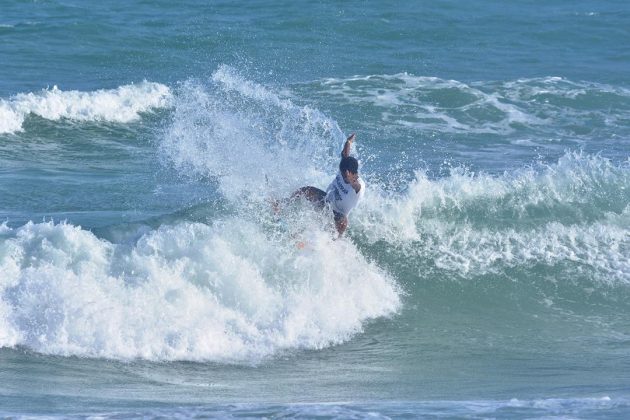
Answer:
[1,0,629,418]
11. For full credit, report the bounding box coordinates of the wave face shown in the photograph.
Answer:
[0,67,628,367]
[0,82,172,134]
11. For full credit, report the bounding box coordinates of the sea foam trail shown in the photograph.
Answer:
[0,82,172,134]
[0,220,400,361]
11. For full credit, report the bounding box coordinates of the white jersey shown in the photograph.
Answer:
[325,171,365,217]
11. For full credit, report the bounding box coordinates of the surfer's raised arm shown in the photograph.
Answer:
[341,133,355,158]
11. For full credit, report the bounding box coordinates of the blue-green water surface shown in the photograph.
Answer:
[1,1,629,418]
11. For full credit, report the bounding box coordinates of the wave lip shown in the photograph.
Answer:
[0,81,172,134]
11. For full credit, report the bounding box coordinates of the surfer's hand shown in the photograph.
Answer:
[347,133,355,142]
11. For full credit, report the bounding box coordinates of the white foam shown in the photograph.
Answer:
[503,76,630,99]
[354,152,630,282]
[0,102,24,134]
[425,218,630,280]
[0,220,400,361]
[161,66,345,201]
[0,82,172,134]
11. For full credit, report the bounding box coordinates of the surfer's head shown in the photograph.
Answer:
[340,156,359,175]
[340,156,359,183]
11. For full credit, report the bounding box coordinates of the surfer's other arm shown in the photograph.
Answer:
[334,213,348,236]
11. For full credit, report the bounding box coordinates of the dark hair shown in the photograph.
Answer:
[339,156,359,174]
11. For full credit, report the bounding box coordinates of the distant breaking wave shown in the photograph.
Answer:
[0,82,172,134]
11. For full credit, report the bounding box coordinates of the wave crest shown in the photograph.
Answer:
[355,152,630,282]
[0,82,172,134]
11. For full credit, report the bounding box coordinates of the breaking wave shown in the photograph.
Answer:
[0,82,172,134]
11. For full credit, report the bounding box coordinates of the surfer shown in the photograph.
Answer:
[287,133,364,236]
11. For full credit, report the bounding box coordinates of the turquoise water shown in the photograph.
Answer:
[1,1,629,418]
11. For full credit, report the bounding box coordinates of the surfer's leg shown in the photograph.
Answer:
[290,186,327,208]
[272,186,326,215]
[332,210,347,236]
